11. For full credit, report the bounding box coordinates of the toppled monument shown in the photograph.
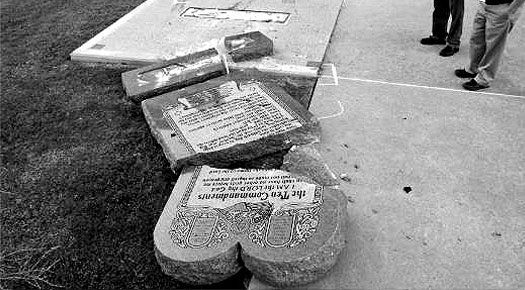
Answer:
[71,0,348,286]
[141,72,320,170]
[154,166,347,287]
[122,31,274,103]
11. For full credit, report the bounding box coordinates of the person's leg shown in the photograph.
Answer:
[432,0,451,40]
[467,3,487,74]
[446,0,464,48]
[474,4,512,86]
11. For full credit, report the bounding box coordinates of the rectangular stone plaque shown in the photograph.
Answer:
[163,81,303,154]
[154,166,348,286]
[122,48,226,103]
[122,31,274,103]
[142,72,320,170]
[181,7,291,24]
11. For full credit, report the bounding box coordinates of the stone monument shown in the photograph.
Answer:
[154,166,348,286]
[141,72,320,170]
[122,31,274,103]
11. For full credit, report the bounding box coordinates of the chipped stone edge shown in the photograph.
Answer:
[240,190,348,287]
[154,241,243,285]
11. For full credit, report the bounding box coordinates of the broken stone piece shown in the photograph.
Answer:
[141,72,320,171]
[224,31,273,63]
[282,144,340,186]
[122,48,226,103]
[154,166,348,286]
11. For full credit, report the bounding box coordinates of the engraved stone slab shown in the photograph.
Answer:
[122,31,274,103]
[154,166,348,286]
[223,31,273,63]
[142,72,320,170]
[122,48,226,103]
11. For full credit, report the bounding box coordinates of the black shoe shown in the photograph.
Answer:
[439,45,459,57]
[462,79,489,91]
[455,69,477,78]
[420,36,446,45]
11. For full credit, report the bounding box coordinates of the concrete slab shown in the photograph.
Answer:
[250,80,525,289]
[251,0,524,288]
[322,0,525,96]
[70,0,343,75]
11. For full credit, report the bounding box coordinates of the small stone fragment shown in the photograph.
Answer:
[339,173,352,183]
[224,31,273,63]
[282,144,339,186]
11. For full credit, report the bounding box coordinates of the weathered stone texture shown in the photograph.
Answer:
[142,72,320,171]
[282,144,340,186]
[153,166,348,286]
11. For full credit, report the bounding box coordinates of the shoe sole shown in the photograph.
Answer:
[455,71,476,78]
[462,84,489,91]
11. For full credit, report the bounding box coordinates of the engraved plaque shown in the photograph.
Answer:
[181,7,291,24]
[164,81,304,154]
[266,214,294,247]
[187,215,217,247]
[142,73,320,170]
[168,166,322,249]
[154,165,348,287]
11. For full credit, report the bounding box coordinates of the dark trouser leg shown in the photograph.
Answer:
[447,0,464,47]
[432,0,450,39]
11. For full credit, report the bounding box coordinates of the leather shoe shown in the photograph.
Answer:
[420,36,446,45]
[455,69,476,78]
[439,45,459,57]
[462,79,489,91]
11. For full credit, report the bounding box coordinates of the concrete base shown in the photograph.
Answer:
[250,0,524,287]
[250,79,525,289]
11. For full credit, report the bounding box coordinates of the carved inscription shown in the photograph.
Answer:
[181,7,291,24]
[184,167,319,209]
[164,81,303,153]
[266,214,294,247]
[188,216,217,247]
[170,167,323,249]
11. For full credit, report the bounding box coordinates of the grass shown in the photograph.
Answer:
[0,247,62,289]
[0,0,252,288]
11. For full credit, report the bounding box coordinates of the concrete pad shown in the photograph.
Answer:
[70,0,343,75]
[250,80,525,289]
[323,0,525,95]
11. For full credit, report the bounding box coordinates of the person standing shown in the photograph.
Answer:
[421,0,465,57]
[455,0,525,91]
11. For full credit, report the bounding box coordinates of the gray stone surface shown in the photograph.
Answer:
[141,71,320,171]
[281,144,339,186]
[223,31,273,63]
[122,48,226,103]
[122,31,275,103]
[154,166,348,286]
